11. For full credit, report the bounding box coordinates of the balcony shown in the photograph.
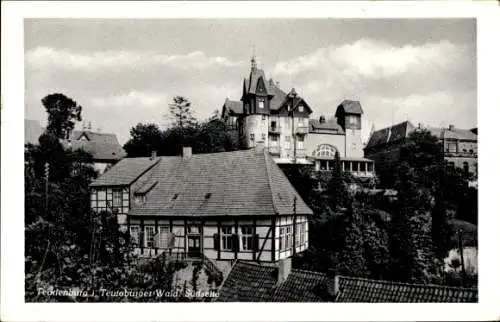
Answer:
[444,151,477,158]
[268,126,281,134]
[266,146,281,156]
[294,126,308,135]
[295,148,306,158]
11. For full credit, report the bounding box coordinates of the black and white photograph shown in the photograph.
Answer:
[2,1,500,321]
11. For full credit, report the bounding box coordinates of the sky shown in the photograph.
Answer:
[24,18,477,145]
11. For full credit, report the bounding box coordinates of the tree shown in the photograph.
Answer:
[42,93,82,139]
[168,96,196,130]
[123,123,164,157]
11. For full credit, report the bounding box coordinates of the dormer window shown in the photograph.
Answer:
[257,98,264,109]
[298,105,304,112]
[348,116,358,125]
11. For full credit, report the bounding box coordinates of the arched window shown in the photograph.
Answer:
[312,144,337,158]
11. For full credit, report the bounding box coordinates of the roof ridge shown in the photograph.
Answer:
[337,275,478,291]
[263,151,280,215]
[292,268,327,277]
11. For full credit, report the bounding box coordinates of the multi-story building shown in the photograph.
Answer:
[221,57,374,178]
[364,121,478,186]
[89,148,313,283]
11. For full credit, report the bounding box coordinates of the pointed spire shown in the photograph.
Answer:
[251,45,257,71]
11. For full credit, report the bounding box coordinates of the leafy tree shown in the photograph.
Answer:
[42,93,82,139]
[123,123,164,157]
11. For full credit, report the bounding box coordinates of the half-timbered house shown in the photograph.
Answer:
[89,147,313,269]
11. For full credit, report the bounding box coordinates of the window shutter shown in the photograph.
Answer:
[213,233,220,250]
[232,234,239,252]
[253,234,259,252]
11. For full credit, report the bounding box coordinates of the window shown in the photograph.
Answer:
[241,226,254,251]
[298,105,304,112]
[144,225,155,248]
[285,136,291,142]
[271,121,277,128]
[158,225,170,249]
[287,104,291,111]
[262,114,266,120]
[257,99,264,109]
[135,194,146,205]
[348,115,358,125]
[129,225,140,246]
[299,222,306,245]
[270,134,278,141]
[352,162,359,172]
[187,225,200,234]
[261,133,266,141]
[279,227,286,251]
[319,160,328,171]
[221,226,233,251]
[312,144,337,159]
[360,162,366,172]
[112,189,123,208]
[446,142,458,153]
[297,138,304,150]
[368,162,374,172]
[250,133,255,146]
[285,226,292,249]
[464,162,469,174]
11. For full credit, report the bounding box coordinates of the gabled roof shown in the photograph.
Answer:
[89,157,161,187]
[309,118,344,134]
[62,130,126,161]
[336,275,477,302]
[216,261,478,302]
[94,149,312,217]
[25,119,44,145]
[365,121,415,149]
[247,68,268,94]
[222,99,243,115]
[336,100,364,115]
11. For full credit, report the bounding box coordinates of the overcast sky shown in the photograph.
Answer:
[25,18,476,144]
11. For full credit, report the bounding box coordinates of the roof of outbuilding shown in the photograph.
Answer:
[62,130,126,161]
[335,275,478,302]
[223,99,244,115]
[216,261,478,303]
[91,149,313,217]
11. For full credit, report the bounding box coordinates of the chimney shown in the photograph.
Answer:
[319,115,326,124]
[326,269,340,300]
[449,124,455,131]
[182,146,192,159]
[150,150,157,160]
[276,81,280,88]
[418,123,422,129]
[277,258,292,284]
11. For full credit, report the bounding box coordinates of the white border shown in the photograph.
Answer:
[2,1,500,321]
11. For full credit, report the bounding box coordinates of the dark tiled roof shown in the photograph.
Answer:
[89,157,161,187]
[63,130,126,161]
[247,68,267,94]
[309,119,344,133]
[217,261,276,301]
[223,99,243,115]
[338,100,364,115]
[25,119,44,145]
[216,261,478,303]
[335,276,478,303]
[216,261,333,302]
[268,84,287,111]
[365,121,415,149]
[94,149,312,217]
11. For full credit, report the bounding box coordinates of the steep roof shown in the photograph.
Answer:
[365,121,415,149]
[89,157,161,187]
[93,149,313,217]
[337,100,364,115]
[62,130,126,161]
[25,119,44,145]
[336,275,478,302]
[216,261,478,302]
[222,99,244,115]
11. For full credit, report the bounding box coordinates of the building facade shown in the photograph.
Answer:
[364,121,478,186]
[221,57,374,178]
[89,148,313,269]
